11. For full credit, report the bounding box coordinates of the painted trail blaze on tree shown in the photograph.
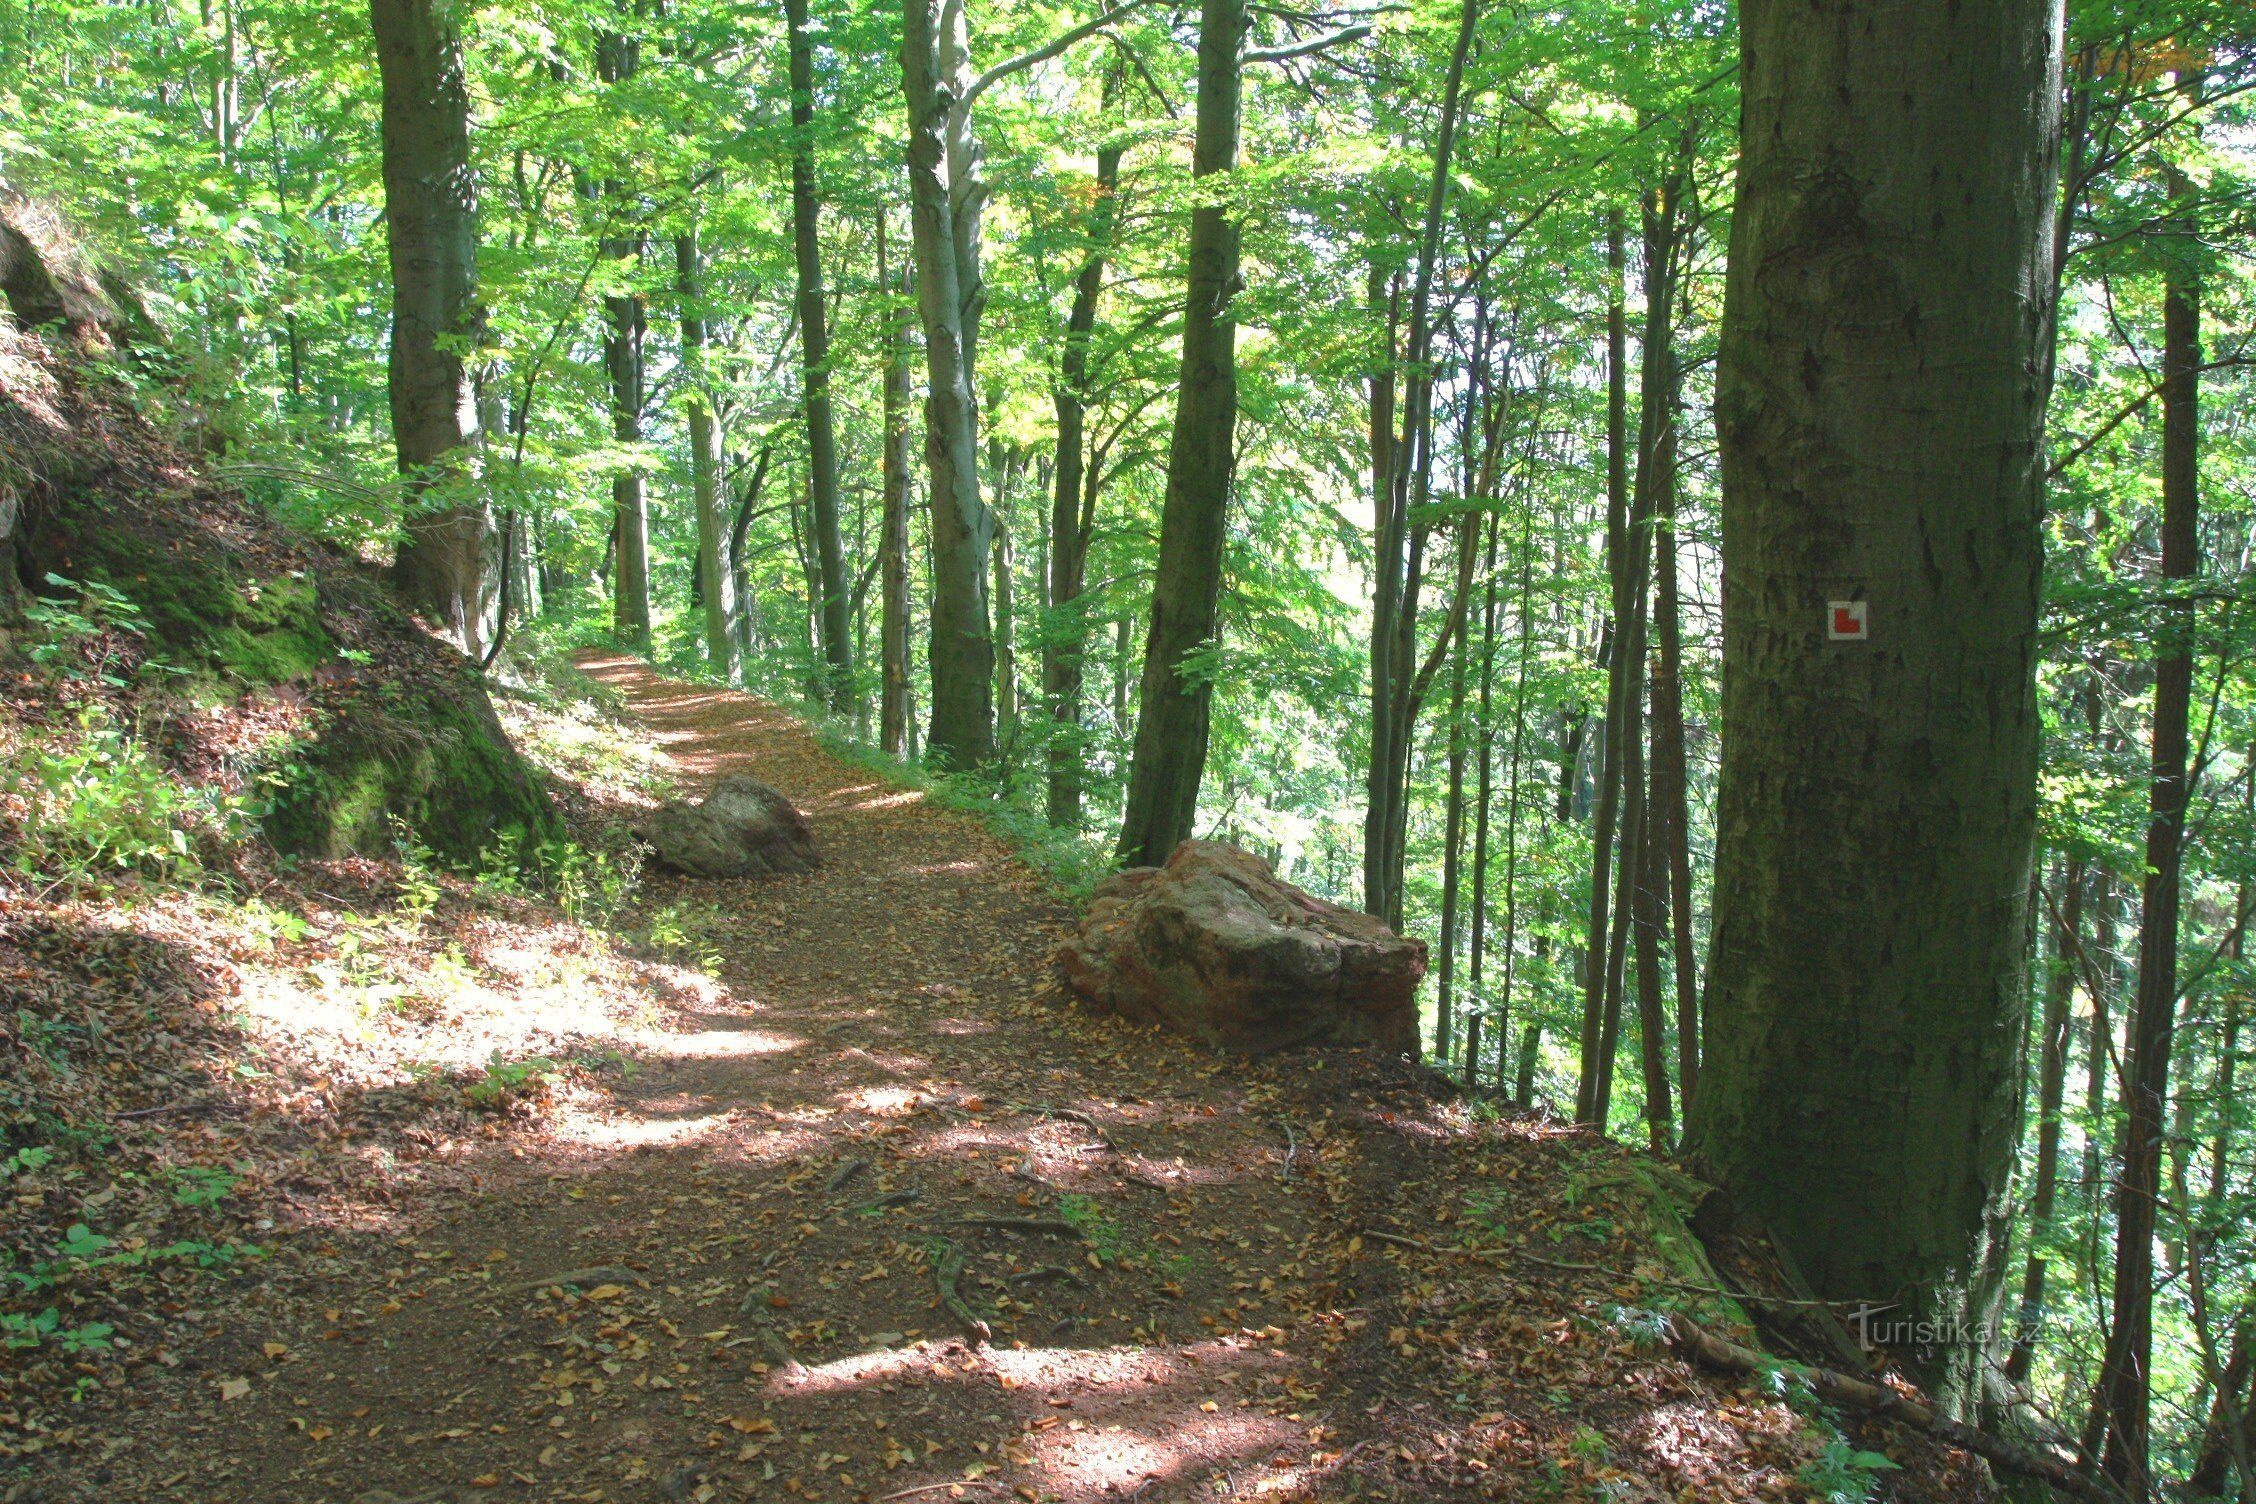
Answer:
[1684,0,2060,1410]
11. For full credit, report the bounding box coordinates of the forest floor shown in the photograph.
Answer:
[3,656,1992,1504]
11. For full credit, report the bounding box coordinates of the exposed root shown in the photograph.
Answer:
[947,1216,1084,1238]
[930,1238,991,1346]
[1666,1314,2126,1504]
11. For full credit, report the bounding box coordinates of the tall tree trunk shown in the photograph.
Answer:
[878,220,914,757]
[676,227,737,683]
[1045,117,1124,828]
[597,28,650,655]
[1575,210,1630,1124]
[2006,851,2082,1385]
[786,0,853,711]
[2190,1320,2255,1498]
[993,474,1017,735]
[1683,0,2060,1415]
[1362,0,1481,927]
[1467,514,1500,1086]
[730,444,772,667]
[1588,167,1682,1130]
[1645,203,1699,1111]
[900,0,994,768]
[2093,134,2202,1496]
[1115,0,1245,868]
[1632,781,1672,1149]
[372,0,494,659]
[1437,527,1476,1063]
[1113,614,1133,735]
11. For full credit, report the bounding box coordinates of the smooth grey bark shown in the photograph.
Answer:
[371,0,495,659]
[900,0,995,768]
[1682,0,2061,1414]
[597,28,650,654]
[675,227,737,683]
[785,0,853,711]
[878,222,914,758]
[1115,0,1244,869]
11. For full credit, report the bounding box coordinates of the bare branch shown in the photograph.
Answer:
[1243,23,1371,64]
[961,0,1161,114]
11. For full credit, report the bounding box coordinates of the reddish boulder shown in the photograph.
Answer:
[1057,840,1425,1055]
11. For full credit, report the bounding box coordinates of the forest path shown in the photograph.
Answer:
[102,654,1548,1504]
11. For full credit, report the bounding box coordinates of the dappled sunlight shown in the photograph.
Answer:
[848,788,927,811]
[550,1109,734,1150]
[845,1084,926,1114]
[656,1026,806,1060]
[784,1340,937,1395]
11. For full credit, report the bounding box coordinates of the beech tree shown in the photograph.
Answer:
[1683,0,2062,1411]
[370,0,493,658]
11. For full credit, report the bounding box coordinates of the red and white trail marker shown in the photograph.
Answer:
[1828,600,1869,641]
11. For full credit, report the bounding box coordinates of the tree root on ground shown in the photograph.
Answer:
[1665,1314,2126,1504]
[931,1238,992,1346]
[948,1216,1083,1238]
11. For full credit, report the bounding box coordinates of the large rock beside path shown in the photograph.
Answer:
[1057,840,1425,1055]
[640,775,820,878]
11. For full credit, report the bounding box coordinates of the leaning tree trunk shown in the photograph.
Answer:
[371,0,494,659]
[675,227,737,683]
[900,0,994,769]
[785,0,854,711]
[1114,0,1244,868]
[1682,0,2061,1416]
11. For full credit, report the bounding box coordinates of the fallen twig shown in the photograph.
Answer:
[1281,1121,1299,1182]
[826,1157,871,1192]
[931,1238,992,1346]
[879,1482,1006,1500]
[1665,1314,2127,1504]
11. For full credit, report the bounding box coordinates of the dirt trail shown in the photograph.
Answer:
[57,657,1836,1504]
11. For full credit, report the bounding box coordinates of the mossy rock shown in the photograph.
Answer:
[264,668,561,866]
[32,508,333,688]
